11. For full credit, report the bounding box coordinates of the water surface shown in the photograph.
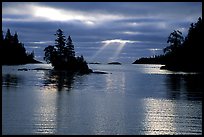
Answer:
[2,64,202,135]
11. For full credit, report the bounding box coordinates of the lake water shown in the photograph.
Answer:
[2,64,202,135]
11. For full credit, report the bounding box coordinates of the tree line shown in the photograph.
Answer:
[1,28,91,74]
[133,17,203,72]
[1,29,40,65]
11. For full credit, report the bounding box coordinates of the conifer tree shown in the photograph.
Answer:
[5,29,12,41]
[66,35,75,58]
[13,32,19,45]
[54,29,66,56]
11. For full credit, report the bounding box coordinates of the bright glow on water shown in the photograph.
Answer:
[2,64,202,135]
[144,98,176,135]
[106,71,125,93]
[143,98,202,135]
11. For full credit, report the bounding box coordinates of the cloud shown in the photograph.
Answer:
[3,3,126,27]
[101,39,139,45]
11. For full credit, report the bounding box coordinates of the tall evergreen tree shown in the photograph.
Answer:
[54,29,66,56]
[5,29,12,41]
[66,35,75,58]
[13,32,19,45]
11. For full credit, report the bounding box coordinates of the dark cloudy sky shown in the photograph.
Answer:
[2,2,202,63]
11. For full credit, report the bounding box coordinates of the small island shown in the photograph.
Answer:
[88,62,101,64]
[43,29,92,74]
[133,17,203,73]
[1,29,41,65]
[108,62,121,65]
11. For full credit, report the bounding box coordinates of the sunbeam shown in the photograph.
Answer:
[90,39,137,63]
[90,42,109,62]
[109,43,125,62]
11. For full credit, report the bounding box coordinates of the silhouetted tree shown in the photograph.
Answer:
[54,29,66,56]
[180,17,203,68]
[1,29,40,65]
[133,17,203,72]
[164,30,184,54]
[27,50,35,60]
[44,45,57,64]
[13,32,19,45]
[5,29,12,42]
[66,35,75,58]
[44,29,92,73]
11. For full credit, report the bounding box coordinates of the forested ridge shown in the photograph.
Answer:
[133,17,203,72]
[1,29,41,65]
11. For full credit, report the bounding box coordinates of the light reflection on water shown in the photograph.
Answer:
[143,98,202,135]
[31,88,58,134]
[2,64,202,135]
[143,98,176,135]
[106,72,126,93]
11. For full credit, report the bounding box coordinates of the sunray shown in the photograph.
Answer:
[89,43,109,62]
[109,43,125,62]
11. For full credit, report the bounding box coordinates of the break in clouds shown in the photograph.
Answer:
[2,2,202,63]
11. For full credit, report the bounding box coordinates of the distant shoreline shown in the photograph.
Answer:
[1,59,42,65]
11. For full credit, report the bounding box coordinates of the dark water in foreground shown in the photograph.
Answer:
[2,64,202,135]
